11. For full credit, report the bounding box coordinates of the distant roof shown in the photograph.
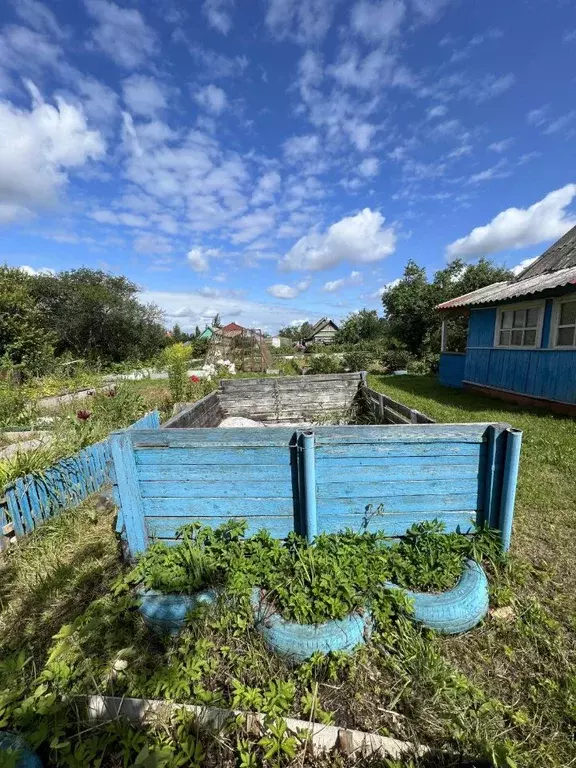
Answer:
[305,317,339,338]
[221,322,244,333]
[437,225,576,311]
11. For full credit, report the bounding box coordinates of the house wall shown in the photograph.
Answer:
[313,328,337,343]
[462,298,576,404]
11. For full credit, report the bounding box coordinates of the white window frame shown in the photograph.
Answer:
[550,295,576,349]
[493,300,545,349]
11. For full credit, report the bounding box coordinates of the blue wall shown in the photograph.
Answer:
[439,353,466,388]
[462,300,576,404]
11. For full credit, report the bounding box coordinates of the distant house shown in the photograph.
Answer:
[198,327,214,341]
[220,322,245,337]
[436,225,576,414]
[305,318,339,346]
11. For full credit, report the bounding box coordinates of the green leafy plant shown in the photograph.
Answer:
[163,343,191,403]
[305,354,342,375]
[342,349,373,372]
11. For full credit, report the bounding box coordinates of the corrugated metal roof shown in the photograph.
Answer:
[516,224,576,279]
[437,265,576,310]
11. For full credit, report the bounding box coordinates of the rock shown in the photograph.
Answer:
[490,606,515,621]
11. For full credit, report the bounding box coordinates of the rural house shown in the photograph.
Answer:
[437,225,576,414]
[304,318,339,345]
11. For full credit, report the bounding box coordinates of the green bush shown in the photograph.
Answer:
[382,350,412,373]
[305,354,342,375]
[163,343,191,403]
[407,353,440,375]
[342,350,372,372]
[0,383,31,428]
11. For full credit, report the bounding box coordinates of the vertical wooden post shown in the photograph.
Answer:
[110,432,148,556]
[441,317,448,352]
[482,424,509,529]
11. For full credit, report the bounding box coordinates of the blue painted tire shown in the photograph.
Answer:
[137,588,217,635]
[385,559,489,634]
[250,588,372,663]
[0,732,42,768]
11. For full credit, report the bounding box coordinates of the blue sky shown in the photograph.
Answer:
[1,0,575,332]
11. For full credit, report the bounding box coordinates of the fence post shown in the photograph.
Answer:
[499,428,523,552]
[110,431,148,556]
[300,431,317,543]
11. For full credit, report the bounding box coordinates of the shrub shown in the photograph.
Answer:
[342,350,372,372]
[407,353,440,375]
[163,343,191,403]
[305,354,342,375]
[382,350,412,373]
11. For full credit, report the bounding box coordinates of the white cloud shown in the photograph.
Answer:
[267,283,300,299]
[194,84,227,115]
[12,0,67,39]
[426,104,448,119]
[511,256,538,276]
[488,138,513,153]
[350,0,406,43]
[84,0,158,68]
[283,134,320,162]
[123,75,167,117]
[265,0,338,44]
[411,0,453,21]
[358,156,380,177]
[347,122,376,151]
[19,265,56,276]
[466,159,510,185]
[323,270,363,292]
[475,73,515,102]
[446,184,576,259]
[230,210,276,244]
[0,83,104,224]
[187,247,220,272]
[140,289,324,333]
[133,234,174,254]
[282,208,397,271]
[370,277,400,298]
[203,0,235,34]
[252,170,281,205]
[328,46,397,90]
[90,210,147,227]
[323,278,345,292]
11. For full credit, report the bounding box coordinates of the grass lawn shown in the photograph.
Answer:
[0,375,574,767]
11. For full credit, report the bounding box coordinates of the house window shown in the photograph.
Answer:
[495,303,543,348]
[552,297,576,348]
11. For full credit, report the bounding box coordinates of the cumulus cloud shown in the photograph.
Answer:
[123,75,167,117]
[0,83,104,224]
[351,0,406,43]
[252,170,281,205]
[187,247,220,272]
[446,184,576,259]
[323,270,363,292]
[19,265,56,276]
[203,0,235,34]
[194,84,227,114]
[358,157,379,177]
[12,0,67,39]
[426,105,448,119]
[281,208,397,271]
[84,0,158,68]
[283,134,320,162]
[133,234,174,254]
[370,277,400,298]
[511,256,538,276]
[267,284,299,299]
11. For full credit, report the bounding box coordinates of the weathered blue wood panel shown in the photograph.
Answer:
[467,308,497,347]
[541,299,553,348]
[439,353,466,388]
[464,348,576,403]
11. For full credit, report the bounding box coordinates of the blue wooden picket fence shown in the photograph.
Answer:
[1,411,160,541]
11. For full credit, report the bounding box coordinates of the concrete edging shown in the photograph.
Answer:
[84,695,427,761]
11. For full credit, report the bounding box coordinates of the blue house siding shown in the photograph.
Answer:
[462,302,576,404]
[438,353,466,387]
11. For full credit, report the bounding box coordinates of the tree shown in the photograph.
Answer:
[31,268,168,363]
[278,321,313,342]
[171,324,185,342]
[335,310,387,345]
[212,313,222,328]
[0,266,55,375]
[382,258,513,356]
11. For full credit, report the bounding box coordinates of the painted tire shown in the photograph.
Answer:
[0,732,42,768]
[250,588,372,663]
[385,559,489,634]
[137,588,217,635]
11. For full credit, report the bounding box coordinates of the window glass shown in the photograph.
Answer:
[559,300,576,326]
[499,330,511,346]
[513,309,525,328]
[511,330,523,345]
[501,311,513,329]
[557,326,575,347]
[525,308,539,327]
[523,329,537,346]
